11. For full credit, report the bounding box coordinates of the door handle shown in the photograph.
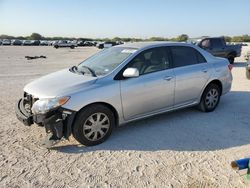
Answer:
[163,76,173,81]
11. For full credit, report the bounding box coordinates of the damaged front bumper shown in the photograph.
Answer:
[15,98,76,141]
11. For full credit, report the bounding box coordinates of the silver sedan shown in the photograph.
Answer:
[16,42,233,146]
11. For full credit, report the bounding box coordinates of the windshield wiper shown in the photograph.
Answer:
[81,65,97,77]
[70,66,78,73]
[70,65,97,77]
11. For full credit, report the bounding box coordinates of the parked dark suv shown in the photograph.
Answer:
[192,37,241,64]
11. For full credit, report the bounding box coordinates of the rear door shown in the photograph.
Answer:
[170,46,211,107]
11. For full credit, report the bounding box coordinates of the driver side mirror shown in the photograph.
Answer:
[123,68,139,78]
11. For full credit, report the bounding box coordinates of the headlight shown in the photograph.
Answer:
[31,96,70,114]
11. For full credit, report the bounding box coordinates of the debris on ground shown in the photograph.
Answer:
[25,55,47,60]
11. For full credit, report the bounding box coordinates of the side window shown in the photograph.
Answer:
[201,39,211,48]
[129,47,170,75]
[211,38,224,49]
[171,46,204,68]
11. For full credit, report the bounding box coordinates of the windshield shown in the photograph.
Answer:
[77,47,137,76]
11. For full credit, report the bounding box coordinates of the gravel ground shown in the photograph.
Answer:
[0,46,250,188]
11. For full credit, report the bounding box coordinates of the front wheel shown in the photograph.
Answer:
[198,84,221,112]
[72,104,115,146]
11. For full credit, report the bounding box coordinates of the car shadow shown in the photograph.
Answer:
[53,91,250,153]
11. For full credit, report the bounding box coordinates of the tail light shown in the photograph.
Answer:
[228,64,233,71]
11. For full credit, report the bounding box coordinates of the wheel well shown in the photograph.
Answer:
[207,80,223,95]
[77,102,119,126]
[228,51,236,58]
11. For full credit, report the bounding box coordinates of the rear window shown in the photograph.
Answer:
[171,46,206,68]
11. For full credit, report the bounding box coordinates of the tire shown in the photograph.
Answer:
[227,54,235,64]
[72,104,115,146]
[70,46,75,49]
[198,83,221,112]
[54,45,59,49]
[246,69,250,80]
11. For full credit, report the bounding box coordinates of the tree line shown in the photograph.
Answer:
[1,33,250,42]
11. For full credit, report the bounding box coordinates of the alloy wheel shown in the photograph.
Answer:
[205,88,219,109]
[83,113,110,141]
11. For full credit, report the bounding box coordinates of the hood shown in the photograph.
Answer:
[24,69,98,98]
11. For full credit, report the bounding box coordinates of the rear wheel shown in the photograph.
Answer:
[198,84,221,112]
[70,45,75,49]
[72,104,115,146]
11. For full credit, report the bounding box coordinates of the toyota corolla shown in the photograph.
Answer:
[15,42,233,147]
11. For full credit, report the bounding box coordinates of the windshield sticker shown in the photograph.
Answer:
[121,49,137,54]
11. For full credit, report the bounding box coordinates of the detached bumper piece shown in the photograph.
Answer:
[15,98,76,146]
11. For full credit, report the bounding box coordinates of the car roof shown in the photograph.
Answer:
[115,41,216,62]
[191,36,223,40]
[117,41,194,49]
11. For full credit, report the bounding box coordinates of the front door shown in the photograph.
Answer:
[120,47,175,120]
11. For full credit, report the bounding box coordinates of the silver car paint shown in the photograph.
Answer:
[24,69,97,98]
[120,68,175,120]
[23,42,232,125]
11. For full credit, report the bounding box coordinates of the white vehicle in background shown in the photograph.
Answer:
[2,39,11,45]
[40,40,49,46]
[97,41,118,49]
[50,41,57,46]
[53,40,77,49]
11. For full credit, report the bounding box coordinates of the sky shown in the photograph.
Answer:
[0,0,249,38]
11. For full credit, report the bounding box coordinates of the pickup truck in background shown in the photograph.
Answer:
[53,40,77,49]
[190,37,242,64]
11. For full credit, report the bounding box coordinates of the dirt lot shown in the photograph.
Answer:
[0,46,250,188]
